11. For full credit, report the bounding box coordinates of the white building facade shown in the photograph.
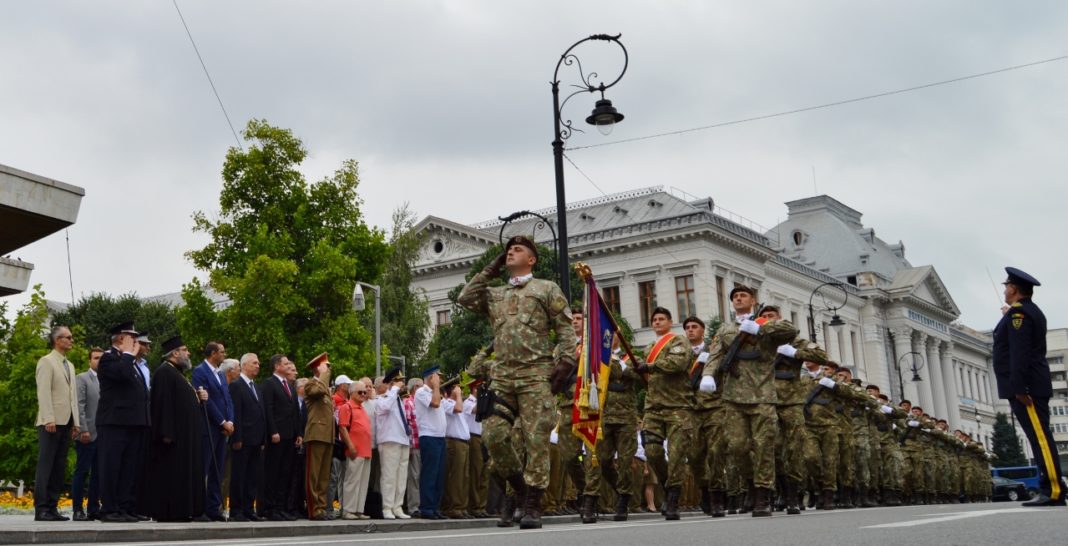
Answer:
[411,186,994,431]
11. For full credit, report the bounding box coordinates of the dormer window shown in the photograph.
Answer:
[791,230,806,248]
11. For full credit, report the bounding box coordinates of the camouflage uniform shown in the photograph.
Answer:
[802,373,870,508]
[457,268,576,491]
[708,319,798,498]
[556,372,587,509]
[583,352,640,504]
[691,341,729,511]
[870,403,908,504]
[898,412,929,502]
[641,333,695,492]
[773,337,828,507]
[846,385,877,506]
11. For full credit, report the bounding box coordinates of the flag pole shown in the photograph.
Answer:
[574,263,644,382]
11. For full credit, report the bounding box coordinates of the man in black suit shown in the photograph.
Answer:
[260,354,303,520]
[228,353,266,521]
[95,321,151,523]
[993,267,1065,507]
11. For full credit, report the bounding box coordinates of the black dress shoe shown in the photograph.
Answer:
[1022,494,1066,507]
[229,514,250,522]
[192,514,212,522]
[267,511,288,521]
[48,508,71,521]
[207,513,228,522]
[87,512,102,521]
[72,509,88,521]
[246,513,266,522]
[100,512,133,523]
[34,511,61,522]
[132,513,150,522]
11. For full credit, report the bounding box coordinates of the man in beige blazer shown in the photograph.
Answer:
[34,325,80,521]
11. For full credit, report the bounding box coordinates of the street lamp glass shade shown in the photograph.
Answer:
[911,372,923,382]
[829,315,846,330]
[586,98,624,135]
[352,283,366,311]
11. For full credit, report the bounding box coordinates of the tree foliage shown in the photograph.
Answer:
[991,411,1028,467]
[181,119,389,379]
[49,292,179,367]
[374,204,431,375]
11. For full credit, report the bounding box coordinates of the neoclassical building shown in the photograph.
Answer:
[411,186,995,440]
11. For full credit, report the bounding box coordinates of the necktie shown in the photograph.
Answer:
[397,395,412,437]
[249,380,258,401]
[63,359,71,383]
[282,378,292,398]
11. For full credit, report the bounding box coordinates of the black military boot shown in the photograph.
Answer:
[739,484,754,514]
[726,494,739,515]
[700,488,712,515]
[665,486,682,521]
[883,489,900,507]
[498,474,526,527]
[784,481,800,515]
[839,486,854,509]
[519,487,545,529]
[752,487,772,517]
[859,488,875,508]
[710,490,726,518]
[819,489,836,510]
[613,494,630,521]
[581,495,598,524]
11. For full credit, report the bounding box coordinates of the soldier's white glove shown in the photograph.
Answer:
[880,405,894,414]
[699,376,717,393]
[907,419,920,428]
[619,360,628,372]
[697,352,710,364]
[776,344,797,358]
[818,377,836,389]
[739,319,760,335]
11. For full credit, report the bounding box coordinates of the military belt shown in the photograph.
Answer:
[811,397,831,406]
[607,383,627,392]
[735,349,762,360]
[774,370,797,380]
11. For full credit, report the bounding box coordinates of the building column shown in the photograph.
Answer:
[912,332,936,413]
[891,327,919,404]
[941,342,961,430]
[926,337,949,421]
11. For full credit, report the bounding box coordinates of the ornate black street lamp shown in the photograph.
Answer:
[551,34,628,300]
[895,351,926,401]
[806,281,848,343]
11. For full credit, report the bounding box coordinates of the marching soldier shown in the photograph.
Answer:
[638,307,695,520]
[457,235,577,529]
[991,267,1064,507]
[559,306,591,523]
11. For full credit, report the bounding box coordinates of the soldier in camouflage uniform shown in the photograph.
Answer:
[758,306,827,515]
[703,288,798,517]
[636,306,695,520]
[558,307,592,523]
[863,384,884,506]
[457,235,577,529]
[583,334,642,521]
[802,362,871,509]
[836,368,878,508]
[869,389,908,505]
[897,401,928,504]
[683,316,720,516]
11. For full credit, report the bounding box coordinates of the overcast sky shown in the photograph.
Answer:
[2,1,1066,331]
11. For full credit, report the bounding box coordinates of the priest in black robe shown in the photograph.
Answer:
[144,336,208,522]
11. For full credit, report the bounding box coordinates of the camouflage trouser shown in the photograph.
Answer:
[869,435,882,493]
[853,433,872,491]
[482,377,556,488]
[545,441,562,510]
[725,402,778,489]
[878,437,903,492]
[556,406,587,499]
[901,447,925,494]
[808,425,839,491]
[775,404,807,485]
[643,409,695,489]
[836,429,855,489]
[584,421,637,497]
[693,407,729,491]
[922,446,937,495]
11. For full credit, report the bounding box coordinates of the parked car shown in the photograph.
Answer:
[991,476,1031,502]
[990,466,1041,498]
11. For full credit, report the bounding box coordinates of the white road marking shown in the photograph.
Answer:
[861,508,1058,528]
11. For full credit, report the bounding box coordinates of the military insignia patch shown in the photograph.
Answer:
[1012,313,1024,330]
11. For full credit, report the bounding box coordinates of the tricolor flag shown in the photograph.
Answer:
[571,267,617,458]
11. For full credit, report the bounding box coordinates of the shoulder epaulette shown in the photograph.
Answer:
[1011,302,1023,308]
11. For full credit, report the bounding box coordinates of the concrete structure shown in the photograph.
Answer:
[411,186,994,431]
[0,163,84,296]
[1046,328,1068,468]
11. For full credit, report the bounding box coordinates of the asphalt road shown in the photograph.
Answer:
[48,503,1066,546]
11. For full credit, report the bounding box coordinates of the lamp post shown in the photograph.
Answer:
[895,351,925,402]
[551,34,628,300]
[352,281,381,378]
[806,282,848,343]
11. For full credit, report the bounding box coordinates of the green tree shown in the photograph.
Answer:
[374,204,431,375]
[423,243,582,377]
[182,119,389,380]
[991,411,1028,467]
[49,292,179,369]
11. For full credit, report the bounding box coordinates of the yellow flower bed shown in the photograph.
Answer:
[0,491,73,510]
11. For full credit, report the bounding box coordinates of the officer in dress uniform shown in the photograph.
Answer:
[992,267,1065,507]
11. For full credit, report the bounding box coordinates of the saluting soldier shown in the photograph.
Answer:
[457,235,577,529]
[992,267,1064,506]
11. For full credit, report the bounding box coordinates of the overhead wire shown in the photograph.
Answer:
[566,53,1068,152]
[172,0,243,150]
